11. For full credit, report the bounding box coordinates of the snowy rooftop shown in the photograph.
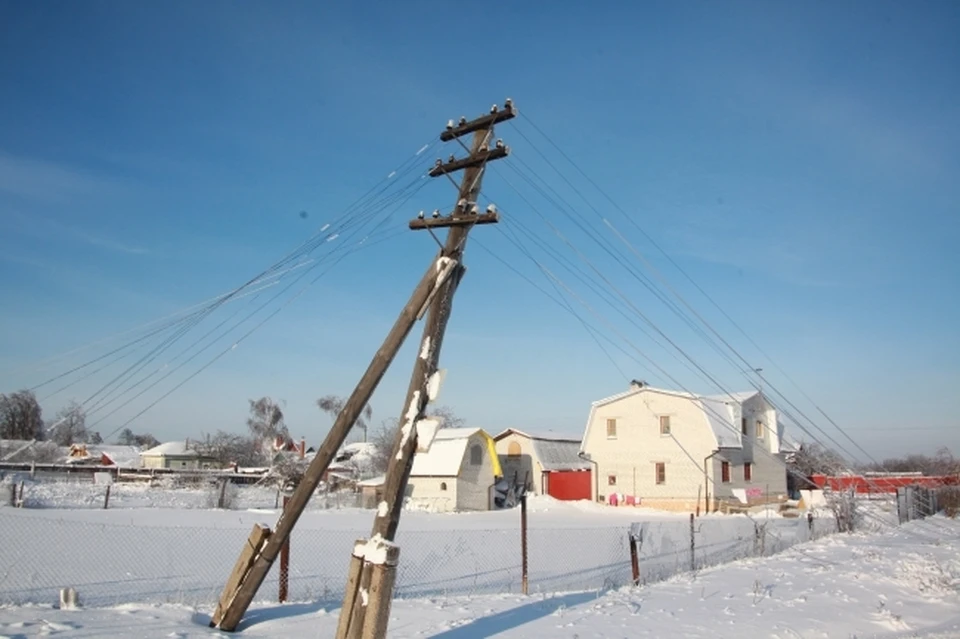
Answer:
[140,441,199,457]
[411,428,485,477]
[699,396,742,449]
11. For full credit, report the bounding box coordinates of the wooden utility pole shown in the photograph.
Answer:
[211,254,461,631]
[335,99,516,639]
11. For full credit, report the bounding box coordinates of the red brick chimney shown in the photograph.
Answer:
[299,438,306,459]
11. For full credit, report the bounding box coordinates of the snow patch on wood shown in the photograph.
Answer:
[419,336,431,361]
[377,501,389,517]
[352,534,398,566]
[426,370,443,402]
[396,391,421,460]
[415,418,441,453]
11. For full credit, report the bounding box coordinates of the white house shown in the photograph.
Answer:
[406,428,503,512]
[494,429,592,500]
[139,441,219,470]
[580,381,788,512]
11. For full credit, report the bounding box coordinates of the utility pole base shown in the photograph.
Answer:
[335,537,401,639]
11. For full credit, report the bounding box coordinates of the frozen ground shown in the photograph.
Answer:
[0,515,957,638]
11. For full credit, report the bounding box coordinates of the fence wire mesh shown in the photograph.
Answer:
[0,505,842,609]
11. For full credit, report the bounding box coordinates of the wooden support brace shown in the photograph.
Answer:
[212,253,458,632]
[409,211,499,231]
[210,524,271,628]
[428,146,509,177]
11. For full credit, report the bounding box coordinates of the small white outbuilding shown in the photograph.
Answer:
[405,428,503,512]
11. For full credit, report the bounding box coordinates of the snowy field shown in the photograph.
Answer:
[0,514,956,638]
[0,479,854,610]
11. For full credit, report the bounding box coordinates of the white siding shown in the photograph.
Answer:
[406,477,457,512]
[583,390,718,504]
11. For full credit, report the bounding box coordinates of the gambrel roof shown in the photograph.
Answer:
[582,384,772,452]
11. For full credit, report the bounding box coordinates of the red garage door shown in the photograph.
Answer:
[545,469,592,501]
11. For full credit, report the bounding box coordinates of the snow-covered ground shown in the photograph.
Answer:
[1,514,957,638]
[0,481,848,608]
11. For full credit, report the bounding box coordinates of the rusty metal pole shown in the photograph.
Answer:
[279,495,290,602]
[520,491,528,595]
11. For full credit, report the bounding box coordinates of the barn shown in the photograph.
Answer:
[494,429,592,501]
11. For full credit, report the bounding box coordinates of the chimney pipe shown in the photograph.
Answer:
[299,438,305,459]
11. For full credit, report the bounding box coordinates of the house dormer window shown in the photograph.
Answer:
[470,444,482,465]
[741,417,747,435]
[756,420,766,440]
[606,418,617,439]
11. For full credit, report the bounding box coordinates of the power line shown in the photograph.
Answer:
[515,110,878,465]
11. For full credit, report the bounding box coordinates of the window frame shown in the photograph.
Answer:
[721,460,731,483]
[756,420,765,440]
[470,444,482,466]
[607,473,618,486]
[659,415,671,436]
[655,462,666,485]
[606,418,617,439]
[743,462,752,482]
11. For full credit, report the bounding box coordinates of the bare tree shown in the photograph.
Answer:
[89,431,103,445]
[115,428,160,449]
[0,390,45,440]
[859,447,960,476]
[790,441,848,477]
[247,397,288,443]
[190,430,265,468]
[369,404,464,475]
[317,394,372,443]
[51,400,88,446]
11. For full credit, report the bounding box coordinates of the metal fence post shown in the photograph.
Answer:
[520,493,528,595]
[279,495,290,603]
[689,513,695,571]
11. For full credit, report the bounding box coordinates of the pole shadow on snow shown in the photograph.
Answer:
[191,601,330,631]
[426,591,599,639]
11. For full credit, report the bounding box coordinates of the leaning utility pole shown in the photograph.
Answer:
[335,100,516,639]
[209,99,515,634]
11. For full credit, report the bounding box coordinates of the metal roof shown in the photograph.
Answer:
[531,438,592,471]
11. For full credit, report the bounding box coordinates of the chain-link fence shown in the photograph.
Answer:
[897,485,960,523]
[629,512,836,584]
[0,504,840,609]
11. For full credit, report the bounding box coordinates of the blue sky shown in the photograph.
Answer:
[0,1,957,460]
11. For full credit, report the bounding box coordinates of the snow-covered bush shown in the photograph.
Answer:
[826,488,861,532]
